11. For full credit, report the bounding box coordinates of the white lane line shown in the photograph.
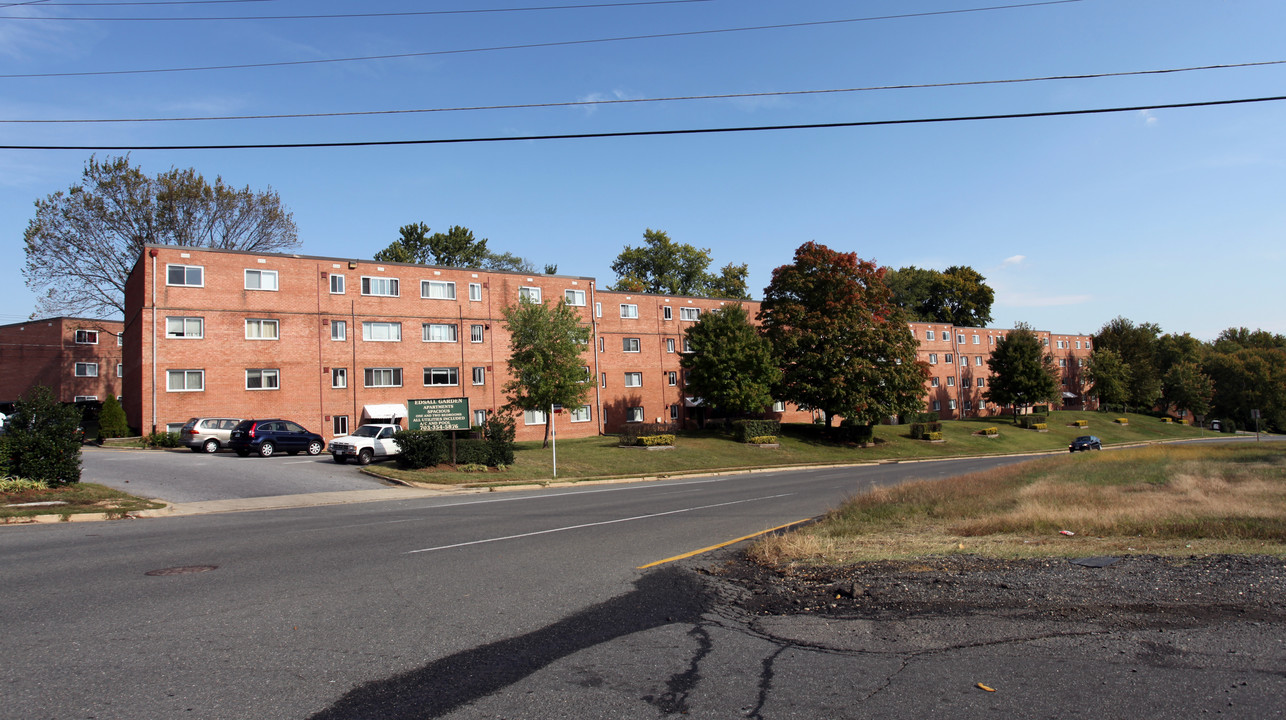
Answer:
[405,492,796,554]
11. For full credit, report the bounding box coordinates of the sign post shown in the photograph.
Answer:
[408,397,471,465]
[551,404,562,478]
[1252,409,1261,441]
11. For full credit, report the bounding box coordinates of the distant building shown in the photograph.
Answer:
[0,317,124,409]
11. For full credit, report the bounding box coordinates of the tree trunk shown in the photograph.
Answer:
[542,417,551,449]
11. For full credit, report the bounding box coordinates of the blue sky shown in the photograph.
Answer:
[2,0,1283,340]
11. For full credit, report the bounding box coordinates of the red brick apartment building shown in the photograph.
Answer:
[0,317,124,406]
[116,245,1093,441]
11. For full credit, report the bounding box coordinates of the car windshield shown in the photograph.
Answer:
[1075,436,1093,442]
[351,425,384,438]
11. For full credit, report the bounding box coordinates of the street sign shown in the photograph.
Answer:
[407,397,471,432]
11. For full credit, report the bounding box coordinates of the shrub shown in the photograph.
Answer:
[982,427,999,436]
[910,422,943,439]
[456,464,489,473]
[1,386,83,484]
[747,436,777,444]
[1033,423,1048,430]
[619,422,676,447]
[1114,418,1129,424]
[1033,405,1050,414]
[393,430,447,469]
[637,434,676,447]
[909,411,940,423]
[97,395,130,440]
[1016,415,1048,430]
[837,421,874,444]
[143,431,181,448]
[1161,417,1173,424]
[484,413,517,466]
[732,419,781,443]
[925,431,943,441]
[1221,418,1237,434]
[1072,419,1089,428]
[1,477,51,493]
[452,439,491,466]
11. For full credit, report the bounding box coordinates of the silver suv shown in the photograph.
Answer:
[179,417,243,453]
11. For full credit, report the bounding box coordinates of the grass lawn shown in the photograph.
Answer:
[749,442,1286,563]
[376,410,1213,486]
[1,481,166,522]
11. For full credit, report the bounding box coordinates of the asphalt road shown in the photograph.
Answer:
[3,448,1282,719]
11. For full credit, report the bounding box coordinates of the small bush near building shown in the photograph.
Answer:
[1016,415,1049,430]
[97,396,131,440]
[1033,405,1050,414]
[636,434,676,447]
[981,427,999,436]
[2,386,83,484]
[836,421,875,444]
[747,435,778,445]
[925,431,943,441]
[484,413,517,466]
[452,439,491,466]
[1114,418,1129,425]
[1221,419,1237,434]
[143,431,181,448]
[619,422,675,447]
[910,422,943,439]
[1072,419,1089,428]
[393,430,447,469]
[732,419,781,443]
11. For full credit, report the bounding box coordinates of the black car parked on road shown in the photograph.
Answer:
[1069,435,1103,452]
[228,419,325,457]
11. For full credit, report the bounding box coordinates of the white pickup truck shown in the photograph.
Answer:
[328,424,402,465]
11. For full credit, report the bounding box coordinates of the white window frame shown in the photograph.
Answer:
[932,400,941,411]
[667,371,677,387]
[167,369,204,392]
[74,329,99,345]
[947,377,955,387]
[361,276,400,297]
[973,334,980,345]
[663,306,673,320]
[244,269,279,291]
[166,317,204,339]
[422,323,458,343]
[682,338,693,353]
[332,368,347,389]
[975,356,983,366]
[424,367,459,387]
[116,363,123,378]
[594,302,602,318]
[472,367,486,385]
[623,337,641,353]
[624,372,642,388]
[929,353,938,365]
[944,353,953,364]
[957,334,966,344]
[667,338,675,353]
[333,415,349,436]
[772,401,785,412]
[680,307,700,321]
[363,367,402,388]
[620,304,638,319]
[331,320,347,341]
[564,289,586,306]
[931,377,940,387]
[670,404,680,420]
[524,409,547,425]
[421,280,456,300]
[626,407,645,423]
[245,368,280,390]
[330,274,345,294]
[978,378,986,387]
[473,410,487,427]
[362,321,402,342]
[74,395,98,402]
[245,319,279,340]
[469,283,482,301]
[470,325,484,343]
[949,399,957,410]
[74,362,98,377]
[519,286,542,303]
[166,264,204,287]
[569,405,591,423]
[926,330,935,341]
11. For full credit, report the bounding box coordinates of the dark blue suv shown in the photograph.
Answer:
[229,419,325,458]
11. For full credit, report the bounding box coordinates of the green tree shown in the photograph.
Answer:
[1094,317,1162,409]
[886,265,994,326]
[501,297,594,448]
[97,395,131,440]
[883,266,938,322]
[2,386,83,484]
[609,229,749,299]
[1203,343,1286,432]
[1155,332,1205,376]
[984,323,1060,415]
[1085,348,1132,409]
[679,304,780,416]
[1161,361,1213,419]
[23,155,299,318]
[375,223,537,273]
[758,242,926,427]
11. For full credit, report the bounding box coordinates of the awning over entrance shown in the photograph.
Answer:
[1062,392,1078,399]
[362,404,408,419]
[684,397,704,408]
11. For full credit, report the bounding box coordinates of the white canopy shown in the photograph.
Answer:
[683,397,704,408]
[362,404,407,419]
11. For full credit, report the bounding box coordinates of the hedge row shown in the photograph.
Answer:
[732,419,781,443]
[910,422,942,440]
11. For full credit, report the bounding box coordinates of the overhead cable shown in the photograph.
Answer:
[1,0,711,20]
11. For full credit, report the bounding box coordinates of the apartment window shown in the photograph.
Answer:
[990,336,995,346]
[931,377,940,387]
[670,404,680,420]
[965,401,973,412]
[524,409,547,425]
[333,416,349,436]
[944,353,953,364]
[626,407,644,423]
[565,289,586,306]
[117,333,123,346]
[74,329,98,345]
[580,366,592,383]
[929,353,938,365]
[682,338,693,353]
[364,368,402,387]
[167,369,204,392]
[116,363,123,378]
[361,276,399,297]
[975,356,983,366]
[1085,340,1092,350]
[520,286,542,303]
[623,337,640,353]
[667,371,677,386]
[246,369,279,390]
[773,401,786,412]
[932,400,941,411]
[422,323,458,343]
[1060,358,1068,367]
[1079,359,1085,368]
[598,337,605,353]
[166,264,203,287]
[245,319,279,340]
[926,330,935,341]
[957,334,965,344]
[424,367,459,386]
[948,399,957,410]
[1057,340,1065,349]
[166,317,203,339]
[1076,340,1082,349]
[472,366,486,385]
[973,335,980,344]
[469,283,482,301]
[421,280,456,300]
[960,355,967,366]
[683,370,691,386]
[470,325,484,343]
[74,362,98,377]
[978,378,986,387]
[245,269,278,291]
[473,410,487,427]
[1043,337,1049,346]
[624,372,642,387]
[946,377,955,387]
[363,321,402,342]
[680,307,700,321]
[332,368,347,388]
[667,338,676,353]
[74,396,98,402]
[331,320,347,341]
[620,304,638,319]
[570,405,591,423]
[663,306,673,320]
[330,274,345,294]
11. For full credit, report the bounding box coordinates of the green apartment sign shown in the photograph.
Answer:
[407,397,471,432]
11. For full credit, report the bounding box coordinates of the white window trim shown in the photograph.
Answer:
[364,367,403,388]
[361,276,400,297]
[74,395,98,402]
[524,409,547,425]
[74,362,98,377]
[663,306,673,320]
[469,283,482,301]
[680,307,700,321]
[422,323,458,343]
[330,274,345,295]
[333,415,350,436]
[245,319,280,340]
[471,325,485,343]
[116,363,123,378]
[620,304,639,319]
[244,269,279,291]
[166,369,204,392]
[423,367,460,386]
[564,289,586,306]
[623,338,641,353]
[245,368,280,390]
[332,368,347,389]
[520,287,542,303]
[569,405,591,423]
[362,321,403,342]
[626,407,645,423]
[421,280,457,300]
[667,338,675,353]
[595,302,602,318]
[331,320,347,341]
[166,263,204,287]
[472,367,486,385]
[74,330,99,345]
[624,372,642,388]
[166,316,204,339]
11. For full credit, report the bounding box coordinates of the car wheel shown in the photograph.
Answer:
[307,440,324,456]
[235,449,250,457]
[357,448,373,466]
[258,441,275,458]
[332,454,347,465]
[202,438,220,453]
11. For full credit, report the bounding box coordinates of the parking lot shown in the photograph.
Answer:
[81,445,396,503]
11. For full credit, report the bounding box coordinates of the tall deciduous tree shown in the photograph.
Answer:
[500,297,593,448]
[758,242,926,427]
[679,304,780,416]
[1085,348,1132,409]
[1161,361,1214,419]
[23,155,298,318]
[983,323,1060,414]
[1093,316,1162,409]
[885,265,995,326]
[375,223,535,272]
[1203,338,1286,432]
[609,229,749,299]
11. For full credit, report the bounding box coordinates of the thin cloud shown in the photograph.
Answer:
[1002,254,1025,266]
[1139,109,1159,126]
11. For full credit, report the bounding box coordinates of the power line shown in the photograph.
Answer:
[4,94,1282,151]
[0,0,1083,79]
[6,60,1282,124]
[1,0,714,21]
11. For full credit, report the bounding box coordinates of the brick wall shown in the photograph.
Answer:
[0,317,123,406]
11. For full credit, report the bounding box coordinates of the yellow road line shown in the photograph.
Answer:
[637,518,812,569]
